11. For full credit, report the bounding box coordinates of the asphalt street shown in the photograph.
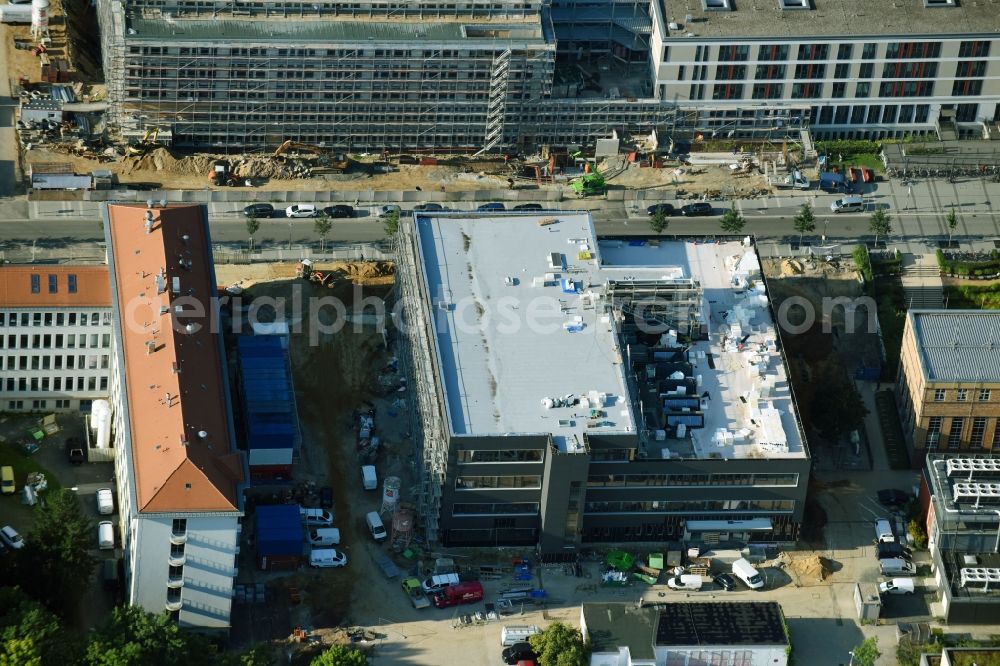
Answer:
[1,172,998,248]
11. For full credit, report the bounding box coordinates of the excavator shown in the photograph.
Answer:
[272,140,351,173]
[124,127,160,157]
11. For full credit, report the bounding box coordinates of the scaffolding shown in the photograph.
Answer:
[394,216,450,546]
[606,279,705,337]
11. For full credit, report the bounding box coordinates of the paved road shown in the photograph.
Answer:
[1,174,998,247]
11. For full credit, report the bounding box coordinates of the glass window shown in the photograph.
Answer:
[971,417,987,449]
[957,389,968,402]
[862,43,877,59]
[856,82,870,98]
[978,389,991,401]
[30,275,40,294]
[67,275,77,293]
[48,275,57,294]
[948,417,964,449]
[934,389,946,401]
[837,44,853,60]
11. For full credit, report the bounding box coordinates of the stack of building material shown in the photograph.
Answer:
[236,335,298,481]
[255,504,304,571]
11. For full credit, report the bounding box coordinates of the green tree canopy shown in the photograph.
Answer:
[0,587,79,666]
[793,202,816,245]
[720,207,746,235]
[310,645,370,666]
[314,215,333,252]
[246,216,261,251]
[528,623,588,666]
[382,208,401,237]
[19,489,95,618]
[809,363,869,441]
[946,209,958,246]
[869,209,892,246]
[84,607,214,666]
[851,637,881,666]
[649,209,669,234]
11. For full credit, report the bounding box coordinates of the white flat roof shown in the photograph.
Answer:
[414,214,805,459]
[416,212,633,451]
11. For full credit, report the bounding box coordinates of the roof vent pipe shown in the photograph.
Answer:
[185,323,197,334]
[197,430,208,439]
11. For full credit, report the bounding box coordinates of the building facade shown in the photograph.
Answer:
[897,310,1000,467]
[397,212,810,553]
[0,266,112,413]
[95,0,1000,150]
[923,454,1000,625]
[104,202,246,630]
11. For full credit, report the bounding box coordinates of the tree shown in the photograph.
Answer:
[18,489,95,618]
[246,215,261,252]
[851,637,881,666]
[946,209,958,247]
[382,208,401,237]
[720,206,746,235]
[84,607,214,666]
[809,364,869,441]
[0,587,79,666]
[314,214,333,253]
[310,645,370,666]
[649,208,669,234]
[528,622,588,666]
[793,202,816,246]
[869,208,892,247]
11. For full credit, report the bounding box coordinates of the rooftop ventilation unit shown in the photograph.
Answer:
[172,277,180,293]
[960,567,1000,590]
[923,0,956,7]
[701,0,731,10]
[778,0,811,8]
[952,482,1000,506]
[947,457,1000,479]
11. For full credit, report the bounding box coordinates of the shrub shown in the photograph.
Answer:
[909,519,928,549]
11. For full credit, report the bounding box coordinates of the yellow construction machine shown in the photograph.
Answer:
[272,140,351,173]
[125,127,160,157]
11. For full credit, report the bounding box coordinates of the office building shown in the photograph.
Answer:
[94,0,999,150]
[923,454,1000,625]
[897,310,1000,466]
[103,202,246,630]
[396,212,809,552]
[0,265,112,413]
[582,601,790,666]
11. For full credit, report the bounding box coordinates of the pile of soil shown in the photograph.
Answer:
[780,259,804,276]
[780,553,833,583]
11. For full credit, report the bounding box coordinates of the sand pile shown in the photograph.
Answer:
[779,553,832,583]
[780,259,804,276]
[341,261,395,280]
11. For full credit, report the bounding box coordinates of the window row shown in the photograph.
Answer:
[451,502,540,516]
[4,375,107,393]
[586,473,799,487]
[3,354,109,371]
[26,273,79,295]
[456,449,543,463]
[0,311,110,327]
[583,499,796,514]
[932,388,992,402]
[8,399,71,410]
[0,333,111,350]
[813,103,932,125]
[454,475,541,490]
[927,415,1000,450]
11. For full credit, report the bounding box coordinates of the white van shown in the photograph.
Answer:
[309,548,348,568]
[361,465,378,491]
[667,574,703,591]
[732,558,764,590]
[98,521,115,550]
[422,572,461,595]
[830,195,865,213]
[365,511,387,541]
[500,625,542,647]
[308,528,341,547]
[875,519,895,543]
[96,488,114,515]
[879,578,915,595]
[879,557,916,576]
[301,507,335,526]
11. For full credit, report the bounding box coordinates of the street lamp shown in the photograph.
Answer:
[848,650,855,666]
[287,221,293,251]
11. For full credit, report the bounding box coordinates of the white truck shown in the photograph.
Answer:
[769,170,810,190]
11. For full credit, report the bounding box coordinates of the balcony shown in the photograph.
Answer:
[167,575,185,589]
[164,598,183,612]
[168,553,186,567]
[169,531,188,545]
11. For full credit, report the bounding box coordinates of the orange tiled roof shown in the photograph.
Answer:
[106,203,242,513]
[0,265,111,307]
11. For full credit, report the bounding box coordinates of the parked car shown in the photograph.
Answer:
[876,541,911,561]
[647,203,676,217]
[323,205,354,218]
[514,203,543,211]
[680,202,713,216]
[502,642,538,665]
[379,205,402,218]
[66,437,85,465]
[98,521,115,550]
[713,573,736,591]
[477,202,506,211]
[421,573,460,595]
[286,204,320,218]
[1,467,14,495]
[413,203,445,212]
[319,486,334,509]
[243,203,275,218]
[0,525,24,550]
[96,488,114,515]
[879,578,915,595]
[877,489,909,508]
[301,508,335,526]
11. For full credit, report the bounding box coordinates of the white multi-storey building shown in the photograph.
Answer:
[0,266,112,413]
[104,202,246,631]
[649,0,1000,140]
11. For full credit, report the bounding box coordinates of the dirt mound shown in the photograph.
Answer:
[779,553,833,583]
[781,259,804,276]
[341,261,394,280]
